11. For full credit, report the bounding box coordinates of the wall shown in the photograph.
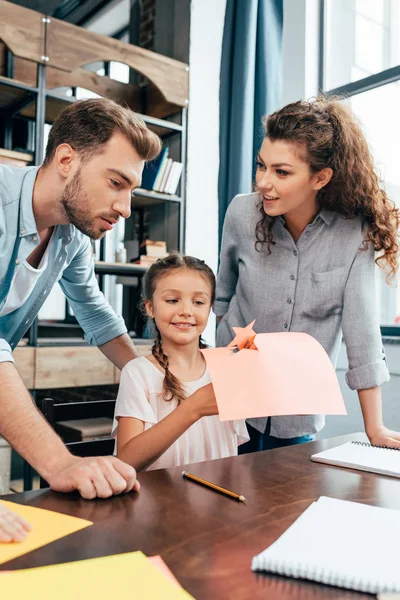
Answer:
[281,0,320,105]
[186,0,227,345]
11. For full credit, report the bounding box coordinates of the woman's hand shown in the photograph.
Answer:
[367,425,400,448]
[0,504,31,542]
[188,383,219,418]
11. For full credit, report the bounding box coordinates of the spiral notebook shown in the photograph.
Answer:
[252,496,400,594]
[311,441,400,478]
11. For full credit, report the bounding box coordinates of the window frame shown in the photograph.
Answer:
[319,0,400,337]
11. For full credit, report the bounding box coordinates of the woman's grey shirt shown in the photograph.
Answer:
[215,193,389,438]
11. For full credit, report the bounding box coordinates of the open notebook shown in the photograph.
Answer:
[311,441,400,478]
[252,496,400,594]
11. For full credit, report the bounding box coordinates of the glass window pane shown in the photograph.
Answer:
[344,82,400,328]
[325,0,400,90]
[110,61,130,84]
[355,0,385,23]
[354,16,384,74]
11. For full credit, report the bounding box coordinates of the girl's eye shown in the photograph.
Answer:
[277,169,289,176]
[194,300,205,306]
[166,299,178,304]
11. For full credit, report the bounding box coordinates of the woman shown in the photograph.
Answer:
[215,96,400,452]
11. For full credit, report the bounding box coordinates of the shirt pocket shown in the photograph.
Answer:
[303,266,348,319]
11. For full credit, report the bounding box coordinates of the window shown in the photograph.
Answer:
[324,0,400,90]
[322,0,400,334]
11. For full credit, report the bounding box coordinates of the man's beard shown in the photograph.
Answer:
[60,168,106,240]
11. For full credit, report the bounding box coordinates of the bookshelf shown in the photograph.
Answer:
[0,2,189,372]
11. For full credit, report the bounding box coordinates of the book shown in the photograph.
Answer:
[311,441,400,478]
[142,239,167,257]
[166,161,183,194]
[141,147,168,191]
[252,496,400,594]
[159,157,173,192]
[153,149,169,190]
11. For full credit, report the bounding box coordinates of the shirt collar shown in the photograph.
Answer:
[19,166,40,238]
[276,209,336,228]
[318,209,335,226]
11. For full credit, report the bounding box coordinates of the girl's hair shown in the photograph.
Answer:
[255,96,399,280]
[141,253,216,405]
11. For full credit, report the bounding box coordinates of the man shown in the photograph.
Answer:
[0,98,162,524]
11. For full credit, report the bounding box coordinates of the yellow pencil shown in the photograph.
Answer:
[182,471,247,502]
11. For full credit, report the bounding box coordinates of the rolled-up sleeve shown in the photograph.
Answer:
[342,242,389,390]
[214,204,239,317]
[59,237,127,347]
[0,338,14,364]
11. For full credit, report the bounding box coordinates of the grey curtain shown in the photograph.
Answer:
[218,0,284,243]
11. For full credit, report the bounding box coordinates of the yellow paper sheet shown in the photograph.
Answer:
[0,500,92,564]
[202,322,346,421]
[0,551,194,599]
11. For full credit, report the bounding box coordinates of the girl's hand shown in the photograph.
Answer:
[0,504,31,542]
[367,425,400,449]
[189,383,219,418]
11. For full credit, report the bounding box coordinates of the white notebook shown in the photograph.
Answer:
[311,441,400,478]
[252,496,400,594]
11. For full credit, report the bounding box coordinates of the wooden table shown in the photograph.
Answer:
[1,433,398,599]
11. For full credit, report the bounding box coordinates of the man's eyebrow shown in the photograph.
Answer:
[108,168,133,186]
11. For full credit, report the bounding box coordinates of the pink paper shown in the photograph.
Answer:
[148,556,181,588]
[201,324,346,421]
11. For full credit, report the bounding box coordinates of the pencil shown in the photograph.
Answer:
[182,471,247,502]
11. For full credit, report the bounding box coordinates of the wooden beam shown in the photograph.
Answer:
[13,56,144,112]
[0,0,45,64]
[45,17,189,107]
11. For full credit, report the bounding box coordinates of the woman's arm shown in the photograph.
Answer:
[342,242,398,446]
[117,383,217,471]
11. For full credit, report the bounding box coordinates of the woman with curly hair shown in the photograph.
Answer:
[215,96,400,452]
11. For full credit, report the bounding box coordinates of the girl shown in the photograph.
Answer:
[215,96,400,452]
[112,254,248,471]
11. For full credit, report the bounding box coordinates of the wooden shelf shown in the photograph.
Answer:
[0,75,37,111]
[94,261,148,276]
[133,188,181,207]
[14,339,152,388]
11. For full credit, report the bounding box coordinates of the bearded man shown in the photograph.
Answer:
[0,98,161,523]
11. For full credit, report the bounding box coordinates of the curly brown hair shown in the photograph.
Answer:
[142,253,215,405]
[255,96,399,280]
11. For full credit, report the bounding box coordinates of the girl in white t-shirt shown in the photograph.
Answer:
[112,253,248,471]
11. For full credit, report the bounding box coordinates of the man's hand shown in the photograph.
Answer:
[48,455,140,499]
[0,503,31,543]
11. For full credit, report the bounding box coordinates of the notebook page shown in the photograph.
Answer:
[252,496,400,594]
[311,442,400,477]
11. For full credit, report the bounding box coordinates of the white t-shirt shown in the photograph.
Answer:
[0,231,54,317]
[112,356,249,471]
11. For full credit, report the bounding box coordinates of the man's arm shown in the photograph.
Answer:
[99,333,138,370]
[0,361,139,498]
